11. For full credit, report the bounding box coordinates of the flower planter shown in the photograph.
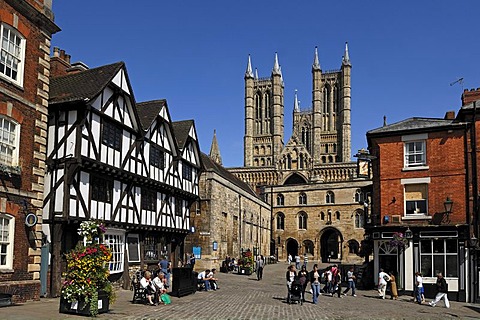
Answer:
[239,267,252,275]
[59,290,109,316]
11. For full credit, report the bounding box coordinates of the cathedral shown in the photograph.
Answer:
[228,43,371,263]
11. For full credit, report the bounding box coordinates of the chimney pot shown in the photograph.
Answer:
[65,54,71,64]
[53,47,60,57]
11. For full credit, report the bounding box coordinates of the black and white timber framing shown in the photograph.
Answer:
[43,62,201,292]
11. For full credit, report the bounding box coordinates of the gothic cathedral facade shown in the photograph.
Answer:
[229,44,371,263]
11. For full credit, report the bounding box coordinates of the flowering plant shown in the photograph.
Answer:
[62,220,114,316]
[389,232,409,250]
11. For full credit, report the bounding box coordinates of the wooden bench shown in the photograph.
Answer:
[131,270,147,304]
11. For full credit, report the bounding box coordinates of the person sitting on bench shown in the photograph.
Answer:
[197,269,213,291]
[140,271,157,305]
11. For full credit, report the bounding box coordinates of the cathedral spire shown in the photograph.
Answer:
[294,89,300,112]
[245,54,254,78]
[209,129,222,165]
[342,42,351,66]
[312,46,321,70]
[272,52,282,75]
[255,68,259,80]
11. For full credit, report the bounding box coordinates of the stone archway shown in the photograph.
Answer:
[286,238,299,258]
[320,228,343,263]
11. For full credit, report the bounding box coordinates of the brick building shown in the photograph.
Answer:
[0,1,59,302]
[366,89,480,302]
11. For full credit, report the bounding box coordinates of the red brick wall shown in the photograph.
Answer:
[462,88,480,106]
[371,128,467,225]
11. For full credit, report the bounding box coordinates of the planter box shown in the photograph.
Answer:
[0,293,12,307]
[239,267,252,275]
[59,291,109,316]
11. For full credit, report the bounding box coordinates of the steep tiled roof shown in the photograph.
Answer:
[136,100,166,130]
[367,117,454,135]
[200,153,258,198]
[50,62,124,104]
[172,120,194,149]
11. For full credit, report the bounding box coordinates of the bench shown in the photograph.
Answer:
[131,270,147,304]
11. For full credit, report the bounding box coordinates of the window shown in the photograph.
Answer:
[126,234,140,263]
[91,175,113,203]
[0,214,13,269]
[348,240,359,254]
[405,184,427,215]
[182,162,192,181]
[298,212,307,230]
[336,211,340,220]
[144,235,160,261]
[299,193,307,205]
[104,229,125,274]
[326,191,335,204]
[277,194,284,206]
[354,210,364,228]
[175,198,183,217]
[354,189,363,203]
[141,188,157,211]
[0,117,19,166]
[150,145,165,168]
[420,239,458,277]
[320,211,325,220]
[276,212,285,230]
[0,24,25,86]
[405,140,426,167]
[102,120,122,150]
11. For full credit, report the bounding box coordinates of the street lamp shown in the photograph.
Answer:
[444,197,454,216]
[405,227,413,239]
[469,235,479,249]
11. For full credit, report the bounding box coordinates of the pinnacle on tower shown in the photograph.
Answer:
[272,52,282,75]
[245,54,254,78]
[294,89,300,112]
[209,129,222,165]
[312,46,321,70]
[255,68,259,80]
[342,42,351,66]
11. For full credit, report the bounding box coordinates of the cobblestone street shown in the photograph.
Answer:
[2,262,480,320]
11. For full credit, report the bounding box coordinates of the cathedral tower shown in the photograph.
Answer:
[244,53,284,167]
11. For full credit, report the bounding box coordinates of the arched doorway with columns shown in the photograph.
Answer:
[319,227,344,263]
[286,238,299,258]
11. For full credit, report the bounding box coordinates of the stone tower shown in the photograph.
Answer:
[244,44,351,168]
[244,53,284,167]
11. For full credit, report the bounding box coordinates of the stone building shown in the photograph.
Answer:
[0,1,59,302]
[229,44,370,263]
[185,132,271,271]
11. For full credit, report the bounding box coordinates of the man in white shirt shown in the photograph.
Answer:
[378,268,390,299]
[415,272,424,304]
[197,269,212,291]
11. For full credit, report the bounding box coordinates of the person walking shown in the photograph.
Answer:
[255,255,265,281]
[295,254,301,270]
[303,253,309,269]
[287,253,292,264]
[378,268,390,299]
[415,272,424,304]
[310,264,321,304]
[389,272,398,300]
[342,266,356,297]
[298,265,309,302]
[286,265,297,301]
[429,273,450,308]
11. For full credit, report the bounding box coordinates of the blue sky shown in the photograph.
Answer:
[51,1,480,167]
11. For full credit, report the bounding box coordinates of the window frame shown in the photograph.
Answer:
[101,120,122,151]
[404,183,428,216]
[0,24,25,87]
[90,175,113,203]
[0,116,19,167]
[326,191,335,204]
[420,238,458,278]
[298,211,307,230]
[141,188,157,212]
[182,162,193,181]
[0,214,14,269]
[277,193,284,206]
[354,210,364,229]
[126,233,140,263]
[104,229,125,274]
[276,212,285,230]
[150,144,165,169]
[175,198,183,217]
[299,193,307,205]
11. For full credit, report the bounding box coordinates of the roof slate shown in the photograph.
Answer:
[367,117,454,135]
[136,100,166,130]
[200,153,258,198]
[172,120,194,149]
[50,62,124,104]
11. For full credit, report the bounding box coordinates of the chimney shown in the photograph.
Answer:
[462,88,480,106]
[444,110,455,120]
[50,47,72,78]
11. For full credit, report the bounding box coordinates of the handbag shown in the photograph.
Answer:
[160,293,171,305]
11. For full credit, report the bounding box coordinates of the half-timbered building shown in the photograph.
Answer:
[43,54,201,295]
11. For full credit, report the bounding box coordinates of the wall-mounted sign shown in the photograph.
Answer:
[25,213,38,227]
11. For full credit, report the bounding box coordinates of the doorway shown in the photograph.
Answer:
[320,228,343,263]
[286,238,299,258]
